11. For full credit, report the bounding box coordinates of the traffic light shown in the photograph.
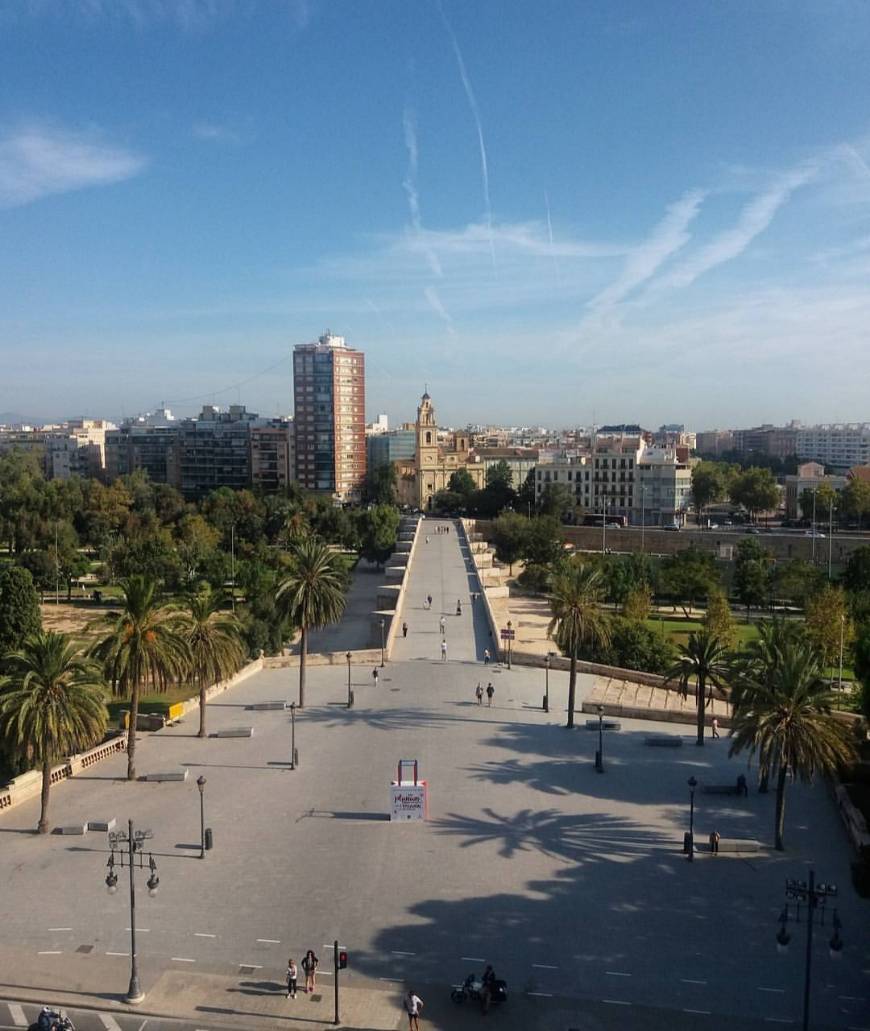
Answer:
[338,950,348,970]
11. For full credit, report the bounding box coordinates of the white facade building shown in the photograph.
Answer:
[795,424,870,470]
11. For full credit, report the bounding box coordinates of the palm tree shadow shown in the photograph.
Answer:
[434,807,670,864]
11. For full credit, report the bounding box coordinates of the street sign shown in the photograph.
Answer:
[500,629,516,640]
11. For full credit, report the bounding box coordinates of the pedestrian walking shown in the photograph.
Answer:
[483,648,490,665]
[456,599,462,616]
[372,667,379,685]
[301,950,318,993]
[404,989,424,1030]
[426,535,430,544]
[709,830,721,855]
[475,682,483,705]
[402,621,408,638]
[486,682,494,706]
[736,773,748,797]
[711,716,720,739]
[439,615,446,634]
[286,958,298,999]
[426,593,433,610]
[440,640,448,662]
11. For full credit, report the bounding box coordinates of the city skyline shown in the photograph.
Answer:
[1,1,869,424]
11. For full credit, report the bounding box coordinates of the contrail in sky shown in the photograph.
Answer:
[436,0,494,266]
[403,104,442,277]
[544,190,561,283]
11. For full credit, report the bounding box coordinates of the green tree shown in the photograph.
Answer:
[358,505,400,568]
[448,468,477,499]
[91,576,190,780]
[704,588,736,648]
[363,463,398,506]
[841,477,870,529]
[485,460,513,491]
[431,489,465,514]
[537,482,576,520]
[843,546,870,595]
[773,559,825,609]
[548,560,611,728]
[490,512,528,574]
[473,461,516,519]
[177,513,222,585]
[690,462,732,525]
[729,467,780,522]
[804,585,854,669]
[0,631,108,833]
[523,515,564,567]
[665,629,730,746]
[0,566,42,660]
[516,469,536,516]
[175,587,245,738]
[729,638,856,849]
[622,584,653,623]
[275,538,347,708]
[659,548,720,617]
[853,622,870,718]
[607,617,675,674]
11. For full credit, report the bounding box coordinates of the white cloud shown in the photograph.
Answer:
[423,285,455,334]
[659,164,817,290]
[0,124,146,208]
[193,121,243,144]
[586,189,705,311]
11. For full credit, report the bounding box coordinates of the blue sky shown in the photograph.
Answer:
[1,0,869,429]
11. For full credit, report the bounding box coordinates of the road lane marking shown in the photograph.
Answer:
[392,950,416,956]
[172,956,195,962]
[379,977,404,983]
[239,963,262,969]
[8,1004,26,1026]
[758,987,786,993]
[194,932,216,937]
[606,971,631,976]
[533,963,558,969]
[684,1010,711,1015]
[461,956,486,962]
[106,951,130,957]
[48,927,72,931]
[98,1014,123,1031]
[528,992,553,997]
[136,1022,149,1031]
[602,999,631,1005]
[127,927,149,932]
[257,938,281,944]
[37,950,62,955]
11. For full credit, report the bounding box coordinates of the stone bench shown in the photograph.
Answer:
[57,823,87,835]
[245,701,287,711]
[584,719,621,731]
[703,837,763,854]
[141,770,189,783]
[645,736,683,747]
[88,818,116,832]
[215,726,254,738]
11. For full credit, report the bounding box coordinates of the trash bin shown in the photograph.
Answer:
[683,831,693,855]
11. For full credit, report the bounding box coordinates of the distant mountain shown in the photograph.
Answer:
[0,411,31,426]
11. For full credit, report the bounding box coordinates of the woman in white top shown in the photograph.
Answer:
[404,989,424,1030]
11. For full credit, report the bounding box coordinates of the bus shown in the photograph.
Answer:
[582,513,628,528]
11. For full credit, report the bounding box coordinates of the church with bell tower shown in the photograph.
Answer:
[395,390,485,510]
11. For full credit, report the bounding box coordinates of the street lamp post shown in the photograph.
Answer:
[346,650,353,709]
[105,820,159,1004]
[601,496,608,555]
[290,701,298,769]
[543,652,552,712]
[811,489,817,563]
[197,775,206,859]
[686,776,698,861]
[776,870,843,1031]
[827,498,834,579]
[379,618,385,668]
[640,485,646,554]
[594,704,604,773]
[506,619,513,670]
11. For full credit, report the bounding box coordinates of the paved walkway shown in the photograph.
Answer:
[390,519,493,665]
[307,558,384,653]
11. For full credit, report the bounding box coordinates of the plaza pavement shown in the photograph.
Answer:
[0,519,867,1030]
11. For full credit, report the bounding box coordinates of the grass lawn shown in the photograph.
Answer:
[104,683,197,723]
[645,616,760,649]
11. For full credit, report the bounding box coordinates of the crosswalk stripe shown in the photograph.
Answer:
[8,1003,27,1027]
[98,1013,123,1031]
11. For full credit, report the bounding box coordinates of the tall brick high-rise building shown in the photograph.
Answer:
[292,331,366,502]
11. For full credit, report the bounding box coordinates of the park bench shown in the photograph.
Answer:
[87,818,116,832]
[57,824,87,835]
[245,701,287,711]
[215,726,254,738]
[645,736,682,747]
[141,769,189,783]
[585,719,621,731]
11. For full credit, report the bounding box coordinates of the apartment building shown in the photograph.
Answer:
[250,418,295,494]
[105,409,178,484]
[0,418,115,480]
[795,424,870,470]
[783,461,847,520]
[293,331,366,503]
[367,429,416,470]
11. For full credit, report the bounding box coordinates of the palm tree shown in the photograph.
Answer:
[728,638,856,850]
[665,629,730,746]
[276,537,347,708]
[548,560,611,729]
[174,586,245,738]
[91,575,189,780]
[0,631,108,833]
